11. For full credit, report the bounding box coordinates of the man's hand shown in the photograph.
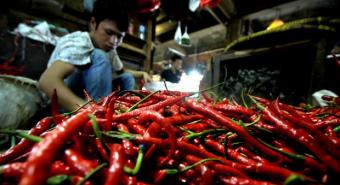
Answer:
[141,71,152,83]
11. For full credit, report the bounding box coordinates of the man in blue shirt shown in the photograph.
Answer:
[161,55,183,83]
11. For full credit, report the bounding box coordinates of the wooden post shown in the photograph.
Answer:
[144,19,154,72]
[307,38,328,101]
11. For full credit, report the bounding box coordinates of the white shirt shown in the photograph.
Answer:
[48,31,123,71]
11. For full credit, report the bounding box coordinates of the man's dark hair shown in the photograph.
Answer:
[92,0,129,32]
[170,55,182,62]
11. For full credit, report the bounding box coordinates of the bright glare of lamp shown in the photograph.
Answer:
[178,70,203,93]
[142,70,203,94]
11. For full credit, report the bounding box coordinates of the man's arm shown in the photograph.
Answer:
[125,68,152,83]
[38,61,87,111]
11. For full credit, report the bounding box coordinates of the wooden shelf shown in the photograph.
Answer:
[123,33,146,49]
[119,43,146,57]
[118,34,148,65]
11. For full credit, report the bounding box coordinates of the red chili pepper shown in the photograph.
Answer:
[70,175,94,185]
[83,118,110,135]
[184,154,247,178]
[19,108,92,185]
[204,138,258,165]
[137,90,168,99]
[104,144,125,185]
[254,120,278,132]
[270,139,326,173]
[114,101,132,111]
[182,122,211,132]
[203,138,224,154]
[219,176,274,185]
[127,119,147,135]
[184,98,285,160]
[137,99,158,108]
[0,117,52,165]
[136,181,153,185]
[235,146,269,163]
[274,100,340,160]
[143,121,161,138]
[0,161,73,179]
[105,96,116,123]
[181,166,199,183]
[118,95,142,104]
[137,110,177,166]
[69,132,93,158]
[112,95,186,122]
[214,103,255,117]
[163,114,204,126]
[117,124,138,156]
[325,127,340,146]
[248,95,271,106]
[50,160,73,176]
[101,89,119,108]
[198,164,215,185]
[143,144,157,162]
[152,169,168,184]
[122,173,137,185]
[201,92,214,103]
[63,148,98,176]
[132,135,166,146]
[271,139,296,154]
[94,139,110,161]
[263,104,340,173]
[314,119,340,129]
[0,162,26,179]
[201,118,219,128]
[180,140,299,181]
[227,147,260,165]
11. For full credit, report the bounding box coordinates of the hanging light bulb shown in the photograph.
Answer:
[189,0,200,12]
[181,26,191,47]
[266,8,284,30]
[266,19,285,30]
[174,21,182,44]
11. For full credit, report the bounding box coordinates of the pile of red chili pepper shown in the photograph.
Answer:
[0,89,339,185]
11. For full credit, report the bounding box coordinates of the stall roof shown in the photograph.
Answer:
[154,0,297,57]
[154,0,339,58]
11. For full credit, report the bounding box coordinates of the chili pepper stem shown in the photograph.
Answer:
[47,175,71,185]
[165,158,221,175]
[126,91,161,112]
[0,130,43,142]
[76,163,107,185]
[124,144,145,175]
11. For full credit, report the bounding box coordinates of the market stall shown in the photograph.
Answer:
[0,0,339,185]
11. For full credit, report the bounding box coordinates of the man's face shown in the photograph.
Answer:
[90,18,125,51]
[173,59,182,70]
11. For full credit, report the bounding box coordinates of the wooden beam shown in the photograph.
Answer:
[155,21,177,36]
